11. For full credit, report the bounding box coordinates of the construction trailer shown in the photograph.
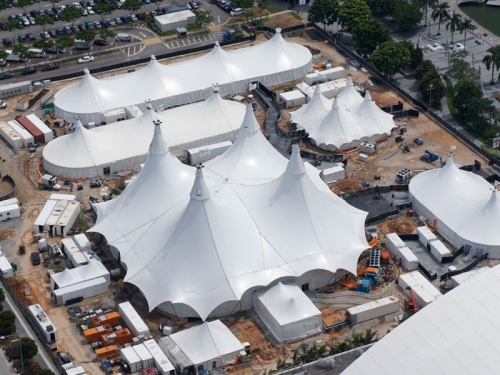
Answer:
[385,233,406,254]
[92,311,121,327]
[27,304,58,344]
[84,324,113,343]
[50,260,110,290]
[118,301,150,337]
[347,296,400,325]
[55,200,81,237]
[395,246,419,271]
[417,226,438,248]
[319,163,346,183]
[73,233,92,252]
[185,141,233,165]
[279,90,306,108]
[7,120,34,146]
[61,237,88,268]
[0,250,13,278]
[398,271,442,308]
[133,343,155,369]
[121,346,142,373]
[0,121,23,149]
[430,240,451,262]
[53,277,109,306]
[143,339,175,375]
[16,115,52,143]
[0,198,20,221]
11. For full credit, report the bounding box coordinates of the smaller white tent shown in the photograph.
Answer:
[354,90,395,137]
[254,282,322,343]
[290,85,331,125]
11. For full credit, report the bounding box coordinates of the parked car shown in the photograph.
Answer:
[48,30,58,38]
[45,45,65,54]
[58,352,71,365]
[78,55,94,63]
[26,33,35,41]
[31,252,41,265]
[0,72,13,80]
[189,1,198,9]
[0,100,6,109]
[41,63,60,71]
[22,67,37,75]
[63,25,73,34]
[78,24,86,31]
[230,7,243,16]
[2,38,12,46]
[93,21,102,28]
[73,25,80,32]
[130,15,137,22]
[93,38,107,46]
[56,28,66,35]
[114,17,123,24]
[120,16,130,23]
[40,31,51,39]
[136,12,145,20]
[18,34,27,43]
[106,18,116,26]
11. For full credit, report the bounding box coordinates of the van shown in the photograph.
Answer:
[28,48,45,58]
[116,33,132,42]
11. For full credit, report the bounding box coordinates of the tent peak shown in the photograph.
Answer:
[83,68,90,75]
[190,165,210,201]
[346,75,353,87]
[364,89,372,101]
[332,96,340,110]
[212,85,220,94]
[242,104,261,133]
[150,55,156,61]
[286,144,305,175]
[214,40,220,47]
[276,27,282,34]
[149,119,169,156]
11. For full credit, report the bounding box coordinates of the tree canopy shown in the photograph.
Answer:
[338,0,371,32]
[59,7,83,27]
[483,45,500,84]
[351,20,391,58]
[399,40,423,69]
[447,50,480,82]
[0,310,16,334]
[393,0,423,31]
[307,0,339,31]
[121,0,143,15]
[370,41,411,76]
[20,337,38,360]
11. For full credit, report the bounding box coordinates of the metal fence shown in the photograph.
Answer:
[0,175,16,201]
[439,253,488,281]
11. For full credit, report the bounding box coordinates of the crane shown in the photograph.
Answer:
[406,287,419,315]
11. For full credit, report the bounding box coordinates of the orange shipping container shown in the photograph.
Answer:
[95,344,120,359]
[92,312,121,327]
[102,328,132,347]
[84,324,113,343]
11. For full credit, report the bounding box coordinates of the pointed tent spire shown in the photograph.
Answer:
[150,55,156,61]
[364,89,372,101]
[241,103,261,133]
[286,144,305,175]
[74,119,85,131]
[83,68,90,75]
[149,118,169,156]
[313,84,322,96]
[346,75,353,87]
[275,27,282,34]
[190,165,210,200]
[332,96,340,110]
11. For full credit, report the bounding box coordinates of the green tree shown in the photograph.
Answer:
[415,59,435,80]
[121,0,143,15]
[0,310,16,334]
[307,0,339,31]
[418,0,437,26]
[33,39,55,66]
[400,40,424,69]
[93,4,116,22]
[447,50,480,82]
[59,7,83,28]
[338,0,371,32]
[431,1,450,34]
[418,72,445,107]
[376,0,400,16]
[56,35,75,53]
[14,0,33,14]
[195,9,214,30]
[257,0,270,22]
[12,45,36,69]
[35,15,55,33]
[458,17,476,47]
[39,369,56,375]
[75,30,97,47]
[20,337,38,361]
[99,29,116,52]
[351,20,391,58]
[0,287,4,305]
[234,0,254,24]
[393,0,423,31]
[483,45,500,84]
[446,10,461,43]
[6,21,23,45]
[370,41,411,77]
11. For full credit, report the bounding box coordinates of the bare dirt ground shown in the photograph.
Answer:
[321,307,346,326]
[329,178,363,195]
[377,217,417,238]
[264,13,305,30]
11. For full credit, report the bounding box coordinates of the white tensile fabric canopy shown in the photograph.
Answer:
[253,282,322,343]
[43,92,246,179]
[54,29,312,124]
[409,155,500,258]
[290,76,395,151]
[90,105,369,320]
[343,264,500,375]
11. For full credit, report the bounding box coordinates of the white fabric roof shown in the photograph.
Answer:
[343,264,500,375]
[52,260,109,289]
[54,29,312,123]
[43,92,246,178]
[290,85,331,125]
[90,105,368,320]
[255,282,321,325]
[51,267,85,289]
[409,156,500,251]
[169,320,244,365]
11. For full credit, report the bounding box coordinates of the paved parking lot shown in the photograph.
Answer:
[166,32,221,49]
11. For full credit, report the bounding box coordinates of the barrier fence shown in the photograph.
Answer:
[439,253,488,281]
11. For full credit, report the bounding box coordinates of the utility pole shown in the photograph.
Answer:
[428,83,434,108]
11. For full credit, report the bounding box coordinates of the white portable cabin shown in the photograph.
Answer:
[56,200,81,237]
[61,237,88,268]
[7,120,34,146]
[28,304,58,343]
[121,346,142,373]
[320,163,345,183]
[253,282,322,343]
[385,233,406,254]
[397,246,419,271]
[0,121,22,149]
[143,339,175,375]
[0,198,20,221]
[50,260,110,290]
[50,194,76,201]
[118,301,150,337]
[64,366,87,375]
[26,114,53,142]
[304,67,345,85]
[347,296,400,325]
[360,142,376,155]
[73,233,92,252]
[186,141,232,165]
[398,271,442,308]
[279,90,306,108]
[417,226,438,248]
[53,277,108,306]
[0,250,13,278]
[34,199,57,233]
[44,199,69,235]
[451,267,490,289]
[133,343,154,369]
[430,240,451,262]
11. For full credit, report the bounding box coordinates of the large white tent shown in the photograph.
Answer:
[254,282,322,343]
[290,76,395,151]
[54,29,312,124]
[43,91,246,178]
[89,105,369,320]
[409,155,500,258]
[343,264,500,375]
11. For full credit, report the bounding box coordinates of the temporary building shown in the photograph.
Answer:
[16,115,53,143]
[54,29,312,124]
[50,259,110,290]
[159,320,244,371]
[143,339,175,375]
[43,91,246,179]
[253,282,322,343]
[28,304,58,344]
[53,276,108,306]
[342,264,500,375]
[410,155,500,258]
[7,120,34,146]
[0,121,22,149]
[398,271,442,308]
[279,90,306,108]
[61,237,88,268]
[0,197,20,221]
[0,250,13,278]
[90,105,369,320]
[118,301,150,337]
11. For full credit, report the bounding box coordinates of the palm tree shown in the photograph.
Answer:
[419,0,438,26]
[483,45,500,84]
[431,1,450,34]
[458,18,476,48]
[446,11,462,43]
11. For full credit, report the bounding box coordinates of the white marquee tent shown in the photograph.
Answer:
[43,91,246,178]
[254,282,322,343]
[343,264,500,375]
[409,155,500,258]
[54,29,312,124]
[89,105,369,320]
[290,85,331,126]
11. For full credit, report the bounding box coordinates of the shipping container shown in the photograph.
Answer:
[143,339,175,375]
[430,240,451,263]
[74,233,92,252]
[92,311,121,328]
[398,271,442,308]
[84,324,113,343]
[397,246,419,271]
[95,344,120,359]
[417,226,437,248]
[56,200,81,237]
[121,346,142,373]
[118,301,150,337]
[0,121,22,149]
[346,296,400,324]
[320,163,345,183]
[385,233,406,254]
[26,114,53,142]
[102,328,132,346]
[16,116,45,143]
[65,366,86,375]
[451,267,490,289]
[279,90,306,108]
[7,120,34,146]
[134,343,154,369]
[54,277,109,306]
[186,141,232,165]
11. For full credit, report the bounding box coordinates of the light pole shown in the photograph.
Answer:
[428,83,434,108]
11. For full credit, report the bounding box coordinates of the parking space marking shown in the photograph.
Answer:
[166,32,221,49]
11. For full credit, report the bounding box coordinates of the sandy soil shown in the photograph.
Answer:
[264,14,305,30]
[377,217,417,239]
[321,308,346,326]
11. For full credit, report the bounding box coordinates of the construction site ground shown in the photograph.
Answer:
[0,29,495,375]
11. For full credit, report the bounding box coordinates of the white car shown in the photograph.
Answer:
[58,5,66,10]
[78,55,94,64]
[0,101,6,109]
[82,9,88,15]
[130,15,138,22]
[87,7,95,14]
[73,2,81,8]
[40,31,50,39]
[453,43,465,52]
[230,8,244,16]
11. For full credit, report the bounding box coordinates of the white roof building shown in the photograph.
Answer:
[43,92,246,179]
[409,155,500,258]
[90,105,369,320]
[343,264,500,375]
[50,259,110,290]
[54,29,312,124]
